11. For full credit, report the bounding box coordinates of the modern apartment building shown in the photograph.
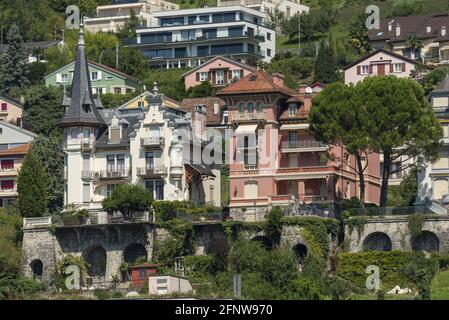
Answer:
[125,6,276,68]
[59,25,220,212]
[84,0,179,34]
[45,60,140,95]
[418,75,449,213]
[217,71,380,221]
[368,13,449,66]
[217,0,309,18]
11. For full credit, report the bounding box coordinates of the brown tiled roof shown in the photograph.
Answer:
[216,70,297,96]
[0,143,31,156]
[368,13,449,43]
[181,56,256,78]
[342,48,418,70]
[181,97,226,126]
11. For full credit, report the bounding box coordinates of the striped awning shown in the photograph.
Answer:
[280,123,309,130]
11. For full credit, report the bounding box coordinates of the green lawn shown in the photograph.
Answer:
[431,269,449,300]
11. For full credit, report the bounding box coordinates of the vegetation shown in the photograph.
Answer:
[102,184,152,220]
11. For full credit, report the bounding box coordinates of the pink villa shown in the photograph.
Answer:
[217,70,381,221]
[343,48,418,85]
[182,56,256,90]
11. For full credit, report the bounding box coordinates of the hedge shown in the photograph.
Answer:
[337,251,412,290]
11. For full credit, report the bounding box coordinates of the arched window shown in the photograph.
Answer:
[256,101,263,112]
[30,259,43,280]
[238,102,244,113]
[247,102,254,113]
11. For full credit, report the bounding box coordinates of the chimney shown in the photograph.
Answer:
[272,72,285,87]
[193,104,206,141]
[442,26,447,37]
[395,23,401,37]
[213,99,220,115]
[427,25,432,33]
[299,84,307,94]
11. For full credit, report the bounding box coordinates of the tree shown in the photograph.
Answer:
[309,82,372,208]
[406,34,423,60]
[265,206,283,246]
[102,184,152,220]
[17,148,48,217]
[314,41,338,84]
[22,85,64,135]
[349,13,371,55]
[356,76,443,206]
[31,134,64,214]
[186,81,217,98]
[0,24,30,94]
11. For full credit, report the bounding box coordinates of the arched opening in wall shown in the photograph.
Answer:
[30,259,43,280]
[411,231,440,252]
[362,232,392,252]
[251,236,273,250]
[123,243,148,264]
[83,246,107,278]
[292,243,308,264]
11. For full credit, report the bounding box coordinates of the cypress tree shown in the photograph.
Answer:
[1,24,30,95]
[314,41,338,84]
[17,148,48,217]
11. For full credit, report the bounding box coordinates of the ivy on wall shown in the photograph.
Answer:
[407,214,426,238]
[345,216,368,240]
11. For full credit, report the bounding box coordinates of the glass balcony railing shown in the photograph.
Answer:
[281,140,327,149]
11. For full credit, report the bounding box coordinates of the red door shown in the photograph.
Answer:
[378,64,385,76]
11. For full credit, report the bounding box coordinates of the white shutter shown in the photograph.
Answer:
[56,74,62,83]
[98,71,102,80]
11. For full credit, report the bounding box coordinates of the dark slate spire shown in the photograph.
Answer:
[58,23,105,127]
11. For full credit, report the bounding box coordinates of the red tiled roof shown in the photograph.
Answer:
[181,97,226,126]
[0,143,31,156]
[216,70,297,96]
[181,56,256,78]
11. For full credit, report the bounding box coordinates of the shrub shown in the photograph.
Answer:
[183,255,214,276]
[289,277,322,300]
[53,255,88,290]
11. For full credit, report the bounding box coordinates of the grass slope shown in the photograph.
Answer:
[431,269,449,300]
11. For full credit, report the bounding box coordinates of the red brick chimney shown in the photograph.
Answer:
[272,72,285,87]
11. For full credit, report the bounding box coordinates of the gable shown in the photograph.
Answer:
[0,123,36,145]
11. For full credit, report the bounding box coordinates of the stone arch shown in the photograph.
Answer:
[411,231,440,252]
[30,259,43,279]
[362,232,392,252]
[251,236,273,250]
[292,243,308,263]
[82,245,107,278]
[123,243,147,264]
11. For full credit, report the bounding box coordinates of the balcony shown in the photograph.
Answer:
[281,140,328,153]
[56,211,154,227]
[136,166,167,177]
[0,166,17,176]
[0,187,17,195]
[81,140,93,151]
[141,137,164,149]
[81,170,93,180]
[93,170,131,180]
[231,112,265,123]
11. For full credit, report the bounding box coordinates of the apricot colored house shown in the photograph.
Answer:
[182,56,256,90]
[217,71,380,221]
[0,95,23,125]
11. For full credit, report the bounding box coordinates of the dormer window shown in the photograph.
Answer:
[82,104,91,113]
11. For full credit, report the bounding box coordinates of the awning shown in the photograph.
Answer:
[185,163,216,178]
[235,124,258,135]
[441,46,449,51]
[280,123,309,131]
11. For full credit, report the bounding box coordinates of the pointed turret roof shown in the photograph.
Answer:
[58,24,105,127]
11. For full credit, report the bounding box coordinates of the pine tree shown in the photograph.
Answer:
[17,148,48,217]
[1,24,30,95]
[314,41,338,84]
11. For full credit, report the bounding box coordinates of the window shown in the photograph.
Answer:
[70,128,78,140]
[138,269,147,279]
[267,49,271,57]
[216,70,225,85]
[247,102,254,113]
[145,180,164,200]
[0,128,3,135]
[146,152,154,169]
[232,70,241,80]
[138,101,145,108]
[238,102,244,113]
[1,103,6,111]
[83,128,90,143]
[289,131,297,144]
[106,184,116,197]
[199,72,208,82]
[394,63,403,72]
[1,180,14,190]
[114,88,121,94]
[61,73,68,83]
[116,154,125,173]
[91,72,98,81]
[288,104,297,116]
[361,65,369,74]
[107,155,115,172]
[267,32,271,41]
[83,183,90,203]
[256,102,263,112]
[1,160,13,170]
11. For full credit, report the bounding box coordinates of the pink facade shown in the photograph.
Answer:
[344,49,417,85]
[183,56,255,90]
[218,71,381,217]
